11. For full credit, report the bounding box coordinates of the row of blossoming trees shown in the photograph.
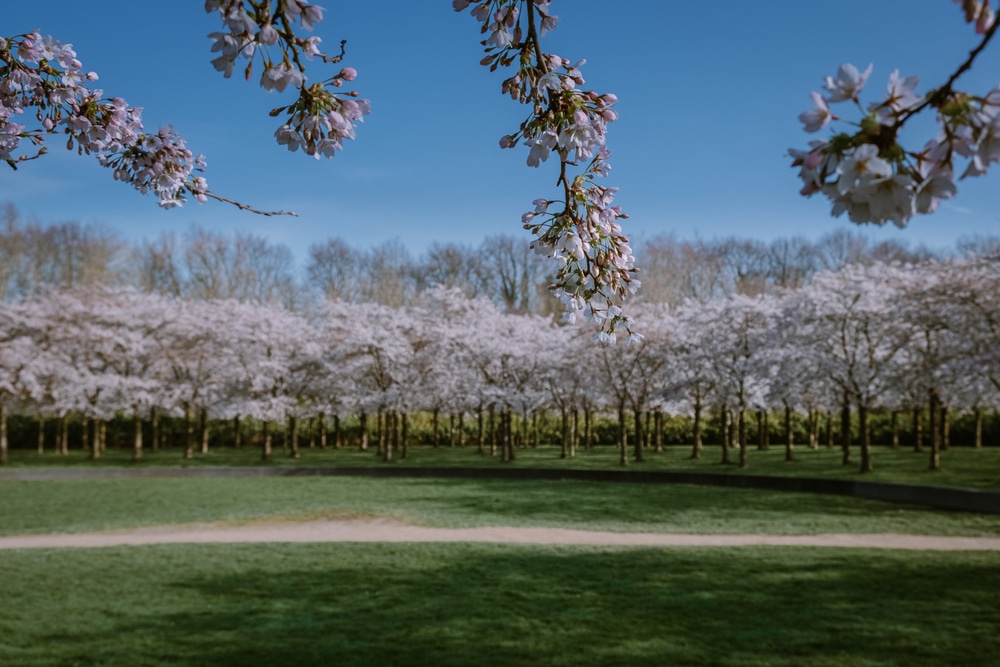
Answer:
[1,256,999,471]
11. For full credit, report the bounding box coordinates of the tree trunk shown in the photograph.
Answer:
[432,408,440,448]
[784,403,795,462]
[840,393,851,465]
[890,410,900,449]
[929,390,941,471]
[59,415,68,455]
[130,414,143,462]
[359,412,368,451]
[738,408,748,469]
[89,419,101,460]
[333,414,341,449]
[288,414,300,459]
[653,410,662,453]
[756,410,766,450]
[858,402,872,473]
[37,415,45,454]
[376,410,386,457]
[690,399,703,459]
[719,407,731,465]
[307,416,315,448]
[383,411,394,463]
[459,412,467,447]
[808,409,819,449]
[615,402,626,465]
[318,411,327,449]
[584,408,593,450]
[401,412,409,460]
[477,405,485,455]
[234,415,242,449]
[825,411,833,449]
[184,405,195,459]
[199,407,209,455]
[80,418,89,457]
[448,413,456,448]
[261,419,272,462]
[98,420,106,453]
[974,407,983,448]
[489,406,497,457]
[0,403,7,465]
[912,407,923,452]
[942,406,950,451]
[560,409,569,459]
[149,408,159,454]
[633,408,645,463]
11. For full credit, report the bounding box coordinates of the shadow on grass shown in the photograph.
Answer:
[9,544,998,667]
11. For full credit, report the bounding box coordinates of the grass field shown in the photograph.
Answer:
[2,450,999,666]
[1,543,998,666]
[2,476,1000,537]
[5,440,1000,489]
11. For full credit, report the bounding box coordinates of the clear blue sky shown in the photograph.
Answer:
[4,1,1000,262]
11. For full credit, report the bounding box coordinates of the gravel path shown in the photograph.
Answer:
[2,518,999,550]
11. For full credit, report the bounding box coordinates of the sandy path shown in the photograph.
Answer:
[1,518,999,551]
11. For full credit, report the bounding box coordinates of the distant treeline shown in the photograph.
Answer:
[3,203,996,312]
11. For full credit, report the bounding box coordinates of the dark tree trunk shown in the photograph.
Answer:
[432,408,440,448]
[307,416,315,449]
[840,394,852,465]
[489,407,497,457]
[618,401,628,467]
[633,408,645,463]
[942,406,950,451]
[132,414,143,462]
[929,390,941,471]
[37,415,45,454]
[318,411,327,449]
[459,412,467,447]
[738,408,748,469]
[756,410,766,450]
[359,412,368,451]
[858,403,872,473]
[149,408,159,454]
[825,411,834,449]
[59,415,68,455]
[784,403,795,462]
[0,403,7,465]
[89,418,101,460]
[261,420,272,462]
[974,408,983,448]
[912,407,923,452]
[288,414,300,459]
[401,412,409,460]
[719,407,731,465]
[333,414,341,449]
[890,410,900,449]
[80,418,89,457]
[584,408,593,450]
[477,405,485,455]
[184,406,195,459]
[654,410,663,453]
[383,411,394,463]
[199,407,209,455]
[571,409,579,456]
[560,409,569,459]
[808,409,819,449]
[448,413,456,448]
[690,399,703,460]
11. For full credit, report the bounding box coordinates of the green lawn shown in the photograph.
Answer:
[5,441,1000,489]
[1,543,998,667]
[2,476,999,537]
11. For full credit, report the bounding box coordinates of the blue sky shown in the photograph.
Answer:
[4,1,1000,262]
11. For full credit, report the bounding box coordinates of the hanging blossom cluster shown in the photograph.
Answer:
[454,0,640,344]
[0,32,210,209]
[790,0,1000,227]
[205,0,371,159]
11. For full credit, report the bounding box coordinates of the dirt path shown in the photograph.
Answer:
[2,518,999,550]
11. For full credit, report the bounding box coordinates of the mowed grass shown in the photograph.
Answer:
[2,476,1000,537]
[5,441,1000,489]
[1,543,998,667]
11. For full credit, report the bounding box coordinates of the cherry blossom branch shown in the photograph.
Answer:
[454,0,641,344]
[790,0,1000,228]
